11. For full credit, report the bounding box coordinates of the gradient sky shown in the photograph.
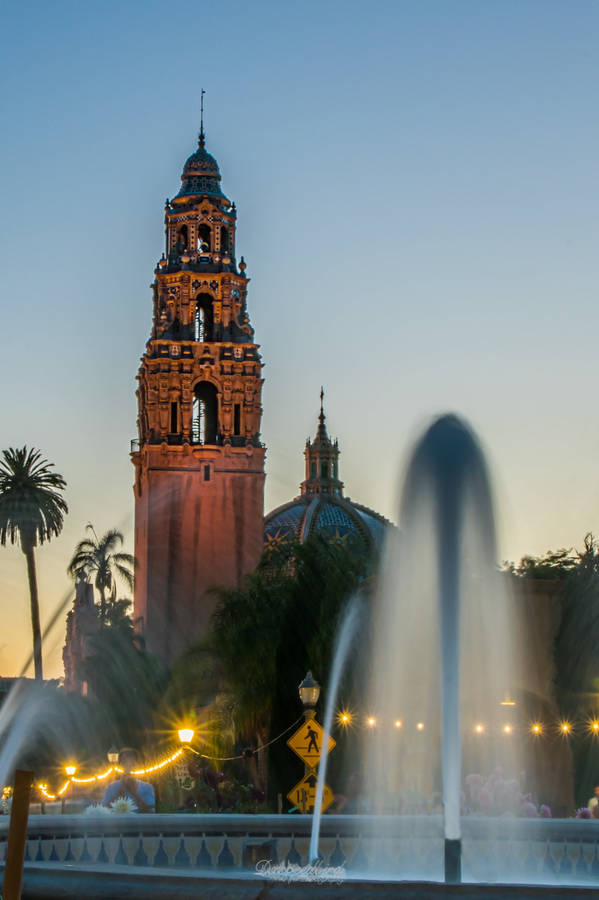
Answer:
[1,0,598,678]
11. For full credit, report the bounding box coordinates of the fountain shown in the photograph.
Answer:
[364,412,525,882]
[2,414,598,898]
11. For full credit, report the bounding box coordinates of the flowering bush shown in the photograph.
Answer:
[83,802,112,816]
[576,807,593,819]
[463,769,551,818]
[109,796,138,814]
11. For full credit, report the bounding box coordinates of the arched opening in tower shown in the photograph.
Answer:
[194,294,214,342]
[177,225,188,251]
[198,224,211,252]
[192,381,218,444]
[220,225,229,253]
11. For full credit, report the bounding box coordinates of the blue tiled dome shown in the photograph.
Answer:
[176,133,225,199]
[266,397,394,552]
[264,495,390,552]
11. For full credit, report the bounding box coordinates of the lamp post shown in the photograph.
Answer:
[298,671,320,721]
[296,672,321,812]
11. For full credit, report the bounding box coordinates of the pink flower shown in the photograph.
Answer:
[540,805,552,818]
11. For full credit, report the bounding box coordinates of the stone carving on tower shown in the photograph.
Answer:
[131,120,266,664]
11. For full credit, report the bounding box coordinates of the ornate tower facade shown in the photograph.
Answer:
[131,126,265,664]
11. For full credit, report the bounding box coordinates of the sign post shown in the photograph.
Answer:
[286,719,335,813]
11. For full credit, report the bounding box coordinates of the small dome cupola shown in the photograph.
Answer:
[301,388,344,497]
[177,122,225,199]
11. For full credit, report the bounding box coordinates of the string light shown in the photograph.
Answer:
[474,723,485,734]
[36,749,184,800]
[559,721,572,735]
[530,723,543,735]
[416,722,425,731]
[366,716,377,728]
[131,749,183,776]
[503,724,513,734]
[337,710,353,727]
[588,719,599,735]
[394,719,403,729]
[71,767,117,784]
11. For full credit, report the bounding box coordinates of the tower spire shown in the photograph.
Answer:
[199,88,206,148]
[300,390,343,497]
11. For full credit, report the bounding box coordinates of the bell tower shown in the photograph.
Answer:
[131,123,265,664]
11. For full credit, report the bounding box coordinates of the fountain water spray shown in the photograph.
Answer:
[309,593,362,863]
[365,414,524,882]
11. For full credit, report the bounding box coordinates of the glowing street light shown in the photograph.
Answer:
[298,672,321,719]
[64,764,77,776]
[503,724,512,735]
[337,711,352,727]
[530,723,542,736]
[394,719,403,729]
[416,722,425,731]
[560,721,572,736]
[474,723,485,734]
[178,728,195,745]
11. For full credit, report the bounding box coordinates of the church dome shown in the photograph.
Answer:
[176,130,225,199]
[183,145,220,175]
[264,392,392,553]
[264,494,390,552]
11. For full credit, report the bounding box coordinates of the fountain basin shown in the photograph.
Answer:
[2,814,599,893]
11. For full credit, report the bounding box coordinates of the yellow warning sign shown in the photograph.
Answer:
[286,720,336,768]
[287,773,334,814]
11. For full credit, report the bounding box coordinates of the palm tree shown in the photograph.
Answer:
[0,447,68,680]
[67,525,135,622]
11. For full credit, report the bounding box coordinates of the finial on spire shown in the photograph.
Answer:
[199,88,206,148]
[318,386,327,431]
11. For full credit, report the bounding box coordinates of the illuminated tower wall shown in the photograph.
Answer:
[131,127,265,665]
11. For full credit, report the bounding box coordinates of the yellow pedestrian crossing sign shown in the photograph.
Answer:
[287,772,334,814]
[287,719,335,768]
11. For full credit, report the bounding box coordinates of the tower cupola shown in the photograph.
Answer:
[177,127,225,200]
[301,389,344,497]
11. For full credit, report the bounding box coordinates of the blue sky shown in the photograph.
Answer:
[1,0,598,677]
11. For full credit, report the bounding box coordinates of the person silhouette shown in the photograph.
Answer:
[306,725,319,755]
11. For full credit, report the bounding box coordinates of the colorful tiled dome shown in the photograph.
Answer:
[264,392,392,552]
[177,130,224,199]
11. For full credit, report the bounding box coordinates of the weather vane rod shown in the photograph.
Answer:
[199,88,206,146]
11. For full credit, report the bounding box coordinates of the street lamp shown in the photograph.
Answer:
[178,727,195,745]
[298,671,320,720]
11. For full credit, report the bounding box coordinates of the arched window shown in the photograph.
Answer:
[310,462,317,479]
[220,226,229,253]
[192,382,218,444]
[194,294,214,342]
[321,461,329,478]
[198,224,211,252]
[177,225,188,251]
